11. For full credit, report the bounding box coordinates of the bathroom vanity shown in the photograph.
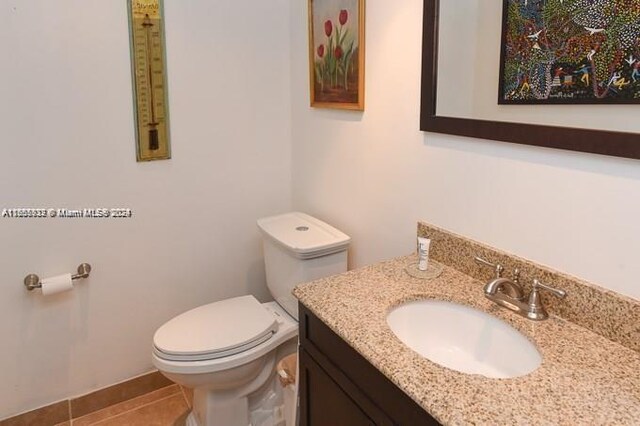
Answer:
[298,303,438,425]
[293,222,640,425]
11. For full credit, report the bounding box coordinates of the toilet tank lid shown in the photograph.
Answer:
[257,212,350,256]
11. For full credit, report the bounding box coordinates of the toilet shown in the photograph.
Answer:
[152,212,350,426]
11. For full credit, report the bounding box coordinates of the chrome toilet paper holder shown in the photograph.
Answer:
[24,263,92,291]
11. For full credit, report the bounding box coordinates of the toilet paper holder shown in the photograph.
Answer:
[24,263,92,291]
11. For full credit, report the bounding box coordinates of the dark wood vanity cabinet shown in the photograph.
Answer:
[298,303,440,426]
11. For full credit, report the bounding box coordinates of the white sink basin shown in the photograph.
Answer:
[387,300,541,378]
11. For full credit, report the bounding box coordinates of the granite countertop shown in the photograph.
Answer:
[293,256,640,425]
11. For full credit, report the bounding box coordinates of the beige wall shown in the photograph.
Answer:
[290,0,640,301]
[0,0,291,419]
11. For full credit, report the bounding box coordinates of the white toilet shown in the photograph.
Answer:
[152,212,350,426]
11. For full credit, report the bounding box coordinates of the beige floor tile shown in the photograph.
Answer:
[89,394,188,426]
[71,372,173,419]
[72,385,181,426]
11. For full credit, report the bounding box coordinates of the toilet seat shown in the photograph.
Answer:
[153,295,279,362]
[153,300,298,375]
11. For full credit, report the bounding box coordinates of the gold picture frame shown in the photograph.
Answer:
[308,0,365,110]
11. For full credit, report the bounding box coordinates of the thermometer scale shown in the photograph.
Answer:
[128,0,171,161]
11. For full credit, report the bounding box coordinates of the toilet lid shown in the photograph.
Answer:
[153,295,278,361]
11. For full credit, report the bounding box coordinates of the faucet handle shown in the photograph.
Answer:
[474,256,504,278]
[532,279,567,299]
[526,279,567,320]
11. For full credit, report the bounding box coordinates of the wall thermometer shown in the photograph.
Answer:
[128,0,171,161]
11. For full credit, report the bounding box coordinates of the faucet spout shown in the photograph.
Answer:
[483,277,525,301]
[483,277,529,317]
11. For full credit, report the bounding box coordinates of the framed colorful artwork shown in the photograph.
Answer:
[308,0,365,110]
[499,0,640,104]
[420,0,640,160]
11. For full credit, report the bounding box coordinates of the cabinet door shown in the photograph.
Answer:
[299,348,374,426]
[299,304,440,425]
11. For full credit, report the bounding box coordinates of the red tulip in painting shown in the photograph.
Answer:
[339,9,348,25]
[324,20,333,37]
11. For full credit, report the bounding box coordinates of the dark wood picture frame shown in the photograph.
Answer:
[420,0,640,161]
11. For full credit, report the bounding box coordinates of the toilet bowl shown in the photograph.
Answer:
[153,299,297,426]
[152,213,350,426]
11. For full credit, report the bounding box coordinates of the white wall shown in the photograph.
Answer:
[0,0,291,419]
[290,0,640,301]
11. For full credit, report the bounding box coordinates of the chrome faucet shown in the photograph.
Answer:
[474,256,566,321]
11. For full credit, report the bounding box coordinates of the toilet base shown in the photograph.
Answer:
[186,404,288,426]
[192,389,252,426]
[186,377,289,426]
[185,338,297,426]
[188,353,273,426]
[186,411,199,426]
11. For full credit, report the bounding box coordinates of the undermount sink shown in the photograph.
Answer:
[387,300,541,379]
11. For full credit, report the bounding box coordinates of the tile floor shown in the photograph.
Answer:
[62,384,193,426]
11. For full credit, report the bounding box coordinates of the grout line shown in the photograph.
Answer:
[88,393,180,426]
[67,399,72,425]
[179,386,190,408]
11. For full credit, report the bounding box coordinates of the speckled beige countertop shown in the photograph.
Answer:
[293,256,640,425]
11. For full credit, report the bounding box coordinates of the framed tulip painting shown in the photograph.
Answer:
[308,0,365,110]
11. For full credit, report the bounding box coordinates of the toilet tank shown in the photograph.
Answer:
[257,212,350,320]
